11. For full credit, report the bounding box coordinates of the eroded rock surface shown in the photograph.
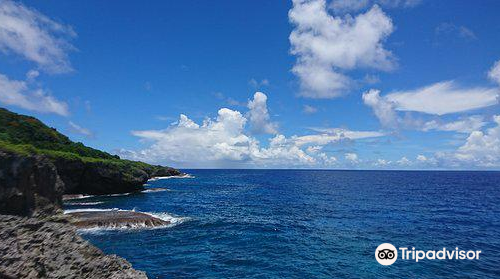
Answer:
[67,210,170,229]
[0,215,147,279]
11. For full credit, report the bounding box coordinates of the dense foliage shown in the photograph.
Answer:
[0,108,116,159]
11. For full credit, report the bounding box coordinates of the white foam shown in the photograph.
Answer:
[63,194,95,200]
[148,173,194,181]
[65,202,104,206]
[141,188,170,193]
[146,212,190,226]
[64,208,120,214]
[64,208,189,231]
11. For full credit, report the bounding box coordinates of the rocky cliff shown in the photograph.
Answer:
[0,150,63,217]
[0,150,148,278]
[0,108,184,278]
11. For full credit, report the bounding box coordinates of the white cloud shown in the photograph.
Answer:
[123,110,318,168]
[345,152,359,163]
[385,81,499,115]
[362,89,398,128]
[289,0,395,98]
[364,86,494,132]
[0,73,68,116]
[68,121,93,138]
[247,92,278,134]
[397,156,411,166]
[0,0,76,73]
[421,115,487,133]
[121,97,384,168]
[450,115,500,167]
[302,104,318,114]
[489,60,500,85]
[129,108,253,165]
[416,154,427,162]
[375,158,390,166]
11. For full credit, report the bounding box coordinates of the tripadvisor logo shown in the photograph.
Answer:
[375,243,482,266]
[375,243,398,265]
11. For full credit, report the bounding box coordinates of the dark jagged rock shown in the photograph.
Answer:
[150,166,182,177]
[53,158,148,195]
[0,215,147,279]
[67,210,170,229]
[0,150,64,217]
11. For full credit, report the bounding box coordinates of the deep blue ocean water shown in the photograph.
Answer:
[65,170,500,278]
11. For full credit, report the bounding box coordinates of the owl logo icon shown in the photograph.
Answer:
[375,243,398,265]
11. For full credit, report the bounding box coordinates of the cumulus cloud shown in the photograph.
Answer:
[375,158,390,166]
[289,0,395,98]
[247,92,278,134]
[124,110,317,168]
[121,97,385,168]
[129,108,253,165]
[0,0,76,73]
[68,121,93,138]
[0,73,68,116]
[345,152,359,163]
[450,115,500,167]
[385,81,498,115]
[489,60,500,85]
[396,156,411,166]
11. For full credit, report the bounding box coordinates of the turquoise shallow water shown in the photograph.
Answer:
[65,170,500,278]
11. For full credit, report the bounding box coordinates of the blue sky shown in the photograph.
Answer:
[1,0,499,169]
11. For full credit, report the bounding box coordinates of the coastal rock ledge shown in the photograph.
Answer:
[0,215,147,279]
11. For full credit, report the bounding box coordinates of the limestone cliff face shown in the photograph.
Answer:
[0,150,148,278]
[0,150,64,217]
[52,158,149,195]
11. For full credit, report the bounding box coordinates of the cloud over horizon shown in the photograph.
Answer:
[120,92,384,168]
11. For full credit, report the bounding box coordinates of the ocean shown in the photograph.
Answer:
[65,170,500,278]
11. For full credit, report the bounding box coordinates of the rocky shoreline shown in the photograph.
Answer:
[67,210,170,229]
[0,215,148,279]
[0,149,181,278]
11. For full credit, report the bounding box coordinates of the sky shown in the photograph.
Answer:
[0,0,499,169]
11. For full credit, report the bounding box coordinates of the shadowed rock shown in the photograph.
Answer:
[0,150,64,217]
[67,210,170,229]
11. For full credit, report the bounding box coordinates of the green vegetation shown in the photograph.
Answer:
[0,107,168,176]
[0,108,116,159]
